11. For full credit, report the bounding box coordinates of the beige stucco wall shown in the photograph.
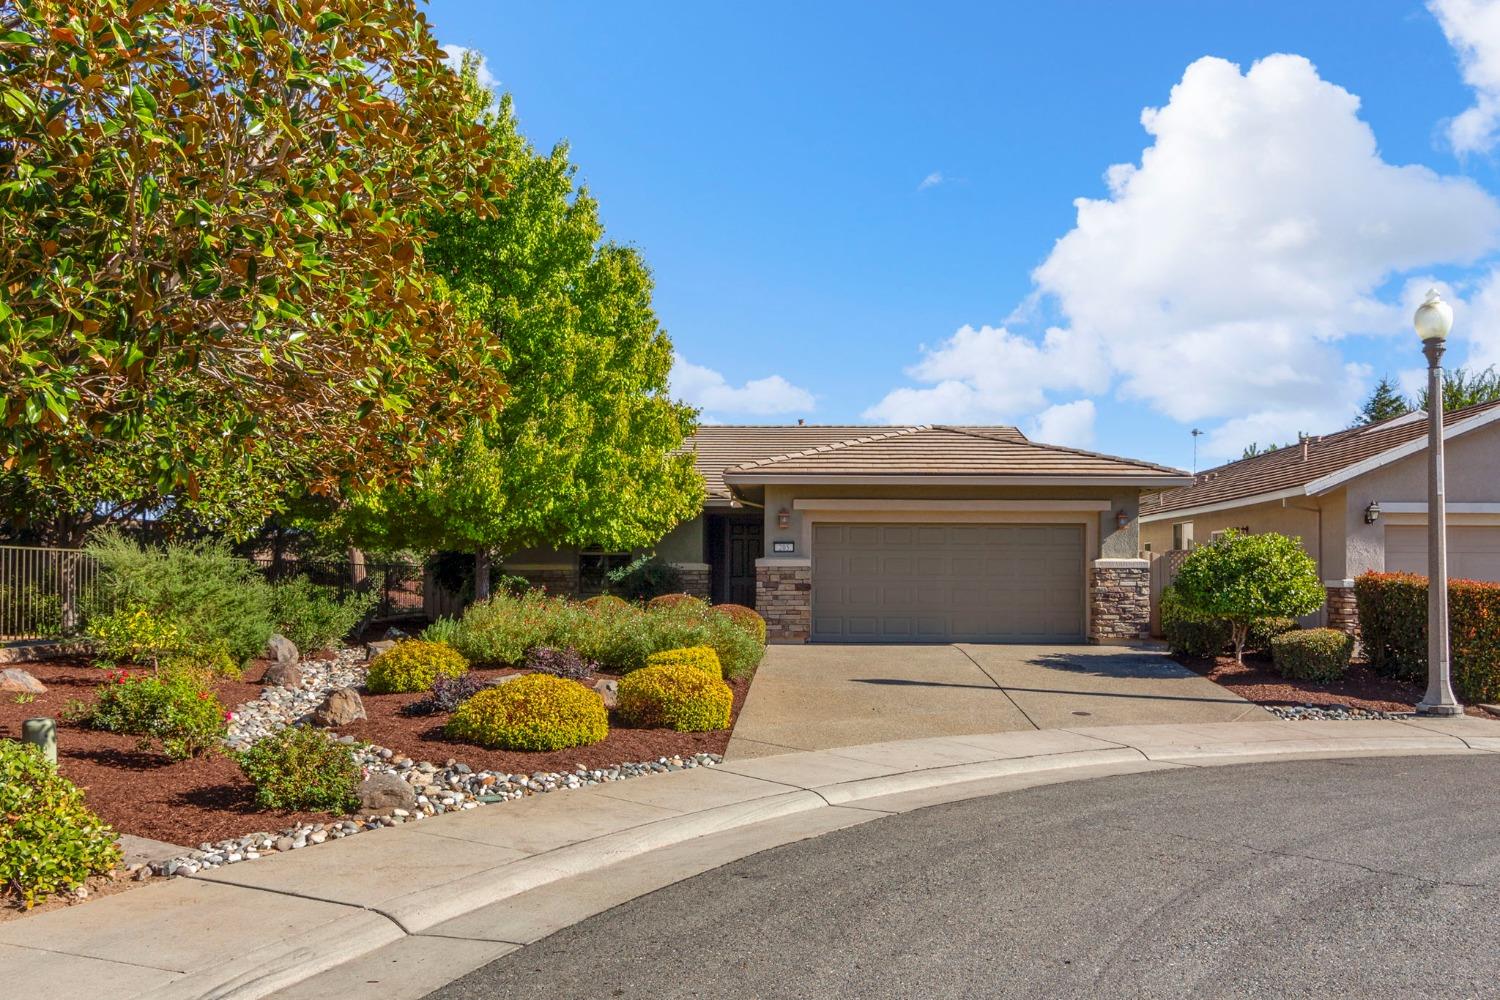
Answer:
[1342,428,1500,577]
[1141,491,1346,578]
[757,483,1144,560]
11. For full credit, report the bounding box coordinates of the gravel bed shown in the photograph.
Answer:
[143,645,724,879]
[1268,703,1412,721]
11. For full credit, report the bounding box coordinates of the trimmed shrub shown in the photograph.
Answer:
[1247,616,1299,654]
[645,646,723,678]
[714,603,767,644]
[445,590,581,666]
[1271,628,1353,682]
[237,726,360,813]
[1171,530,1324,662]
[445,675,608,750]
[403,671,488,716]
[581,594,631,612]
[646,593,707,613]
[270,577,377,653]
[525,646,596,681]
[366,639,469,694]
[619,664,733,732]
[0,741,121,908]
[1354,572,1426,681]
[607,555,682,602]
[88,667,228,759]
[85,531,274,665]
[1160,586,1231,658]
[1356,571,1500,703]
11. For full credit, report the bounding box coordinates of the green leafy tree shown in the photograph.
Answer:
[1417,366,1500,414]
[343,64,702,596]
[0,0,508,507]
[1171,530,1324,664]
[1354,376,1412,426]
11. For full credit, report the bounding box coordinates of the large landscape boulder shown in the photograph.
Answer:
[312,686,366,727]
[0,667,45,695]
[356,772,417,814]
[262,660,303,689]
[263,633,299,665]
[592,678,619,710]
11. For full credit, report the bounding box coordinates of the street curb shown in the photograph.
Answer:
[6,720,1498,1000]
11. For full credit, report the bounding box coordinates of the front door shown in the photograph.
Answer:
[726,519,763,607]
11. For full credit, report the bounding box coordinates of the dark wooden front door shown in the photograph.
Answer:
[726,520,762,607]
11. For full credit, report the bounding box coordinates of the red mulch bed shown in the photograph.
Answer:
[1176,652,1495,718]
[0,659,342,848]
[332,666,748,774]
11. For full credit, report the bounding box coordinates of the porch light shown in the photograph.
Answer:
[776,507,791,530]
[1115,510,1129,530]
[1364,502,1380,524]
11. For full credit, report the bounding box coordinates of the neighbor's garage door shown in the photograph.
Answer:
[1386,525,1500,582]
[811,522,1085,643]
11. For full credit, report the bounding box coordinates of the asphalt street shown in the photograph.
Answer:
[427,754,1500,1000]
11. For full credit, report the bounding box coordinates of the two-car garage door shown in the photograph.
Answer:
[811,522,1086,643]
[1386,525,1500,582]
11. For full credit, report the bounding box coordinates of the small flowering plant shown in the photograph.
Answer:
[88,666,228,759]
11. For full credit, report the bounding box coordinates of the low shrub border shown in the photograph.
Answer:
[1270,628,1353,682]
[1355,571,1500,703]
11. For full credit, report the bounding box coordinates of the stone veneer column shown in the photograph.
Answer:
[756,559,811,643]
[672,563,711,601]
[1088,558,1151,643]
[504,565,580,598]
[1324,579,1360,643]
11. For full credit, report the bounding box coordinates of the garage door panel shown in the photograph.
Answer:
[812,521,1085,642]
[1386,524,1500,582]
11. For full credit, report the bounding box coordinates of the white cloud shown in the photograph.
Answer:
[442,44,499,91]
[1430,0,1500,154]
[1030,400,1097,448]
[670,354,815,417]
[862,324,1109,423]
[917,171,945,191]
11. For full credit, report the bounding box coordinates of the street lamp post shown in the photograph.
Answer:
[1414,289,1462,716]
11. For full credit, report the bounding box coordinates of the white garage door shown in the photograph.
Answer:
[1386,524,1500,582]
[811,522,1086,643]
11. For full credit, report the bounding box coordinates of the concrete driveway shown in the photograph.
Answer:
[726,643,1268,758]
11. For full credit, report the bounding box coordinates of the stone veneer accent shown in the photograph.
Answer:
[756,560,811,643]
[505,565,580,598]
[673,563,711,601]
[1089,559,1151,642]
[1325,580,1360,644]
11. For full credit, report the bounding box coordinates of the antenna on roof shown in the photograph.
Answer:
[797,418,805,426]
[1190,428,1204,474]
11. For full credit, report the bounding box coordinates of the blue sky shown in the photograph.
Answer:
[426,0,1500,471]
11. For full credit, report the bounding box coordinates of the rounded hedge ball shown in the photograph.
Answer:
[445,674,608,751]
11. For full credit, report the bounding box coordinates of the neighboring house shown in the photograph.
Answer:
[502,424,1190,644]
[1139,399,1500,635]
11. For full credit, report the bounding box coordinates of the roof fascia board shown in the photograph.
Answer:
[722,473,1193,488]
[792,499,1113,513]
[1304,407,1500,495]
[1139,486,1308,523]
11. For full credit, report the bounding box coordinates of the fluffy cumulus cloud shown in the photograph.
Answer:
[1029,399,1097,448]
[670,354,815,418]
[863,324,1108,423]
[869,53,1500,461]
[918,171,945,191]
[1430,0,1500,154]
[441,44,499,91]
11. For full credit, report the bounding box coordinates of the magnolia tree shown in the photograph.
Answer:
[0,0,509,514]
[1172,530,1324,663]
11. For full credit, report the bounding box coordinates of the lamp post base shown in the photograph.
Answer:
[1415,701,1463,717]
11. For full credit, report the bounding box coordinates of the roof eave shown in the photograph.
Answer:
[721,473,1195,488]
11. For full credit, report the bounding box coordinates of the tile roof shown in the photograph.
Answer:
[685,425,945,500]
[717,425,1188,483]
[1141,398,1500,518]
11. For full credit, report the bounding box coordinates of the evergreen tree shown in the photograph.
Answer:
[1354,376,1412,426]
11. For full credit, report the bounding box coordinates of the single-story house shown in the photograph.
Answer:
[1139,398,1500,635]
[501,424,1191,644]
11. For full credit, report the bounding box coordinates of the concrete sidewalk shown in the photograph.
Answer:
[5,716,1498,1000]
[726,643,1267,757]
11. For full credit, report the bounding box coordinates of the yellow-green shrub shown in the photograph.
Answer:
[581,594,632,612]
[1,741,121,907]
[714,604,766,644]
[366,639,468,694]
[645,645,722,677]
[445,674,608,750]
[619,664,733,732]
[645,593,707,614]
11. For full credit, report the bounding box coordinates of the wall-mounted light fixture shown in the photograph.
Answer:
[1365,501,1381,524]
[1115,509,1130,530]
[776,507,791,530]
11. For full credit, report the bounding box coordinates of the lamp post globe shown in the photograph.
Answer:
[1414,288,1462,716]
